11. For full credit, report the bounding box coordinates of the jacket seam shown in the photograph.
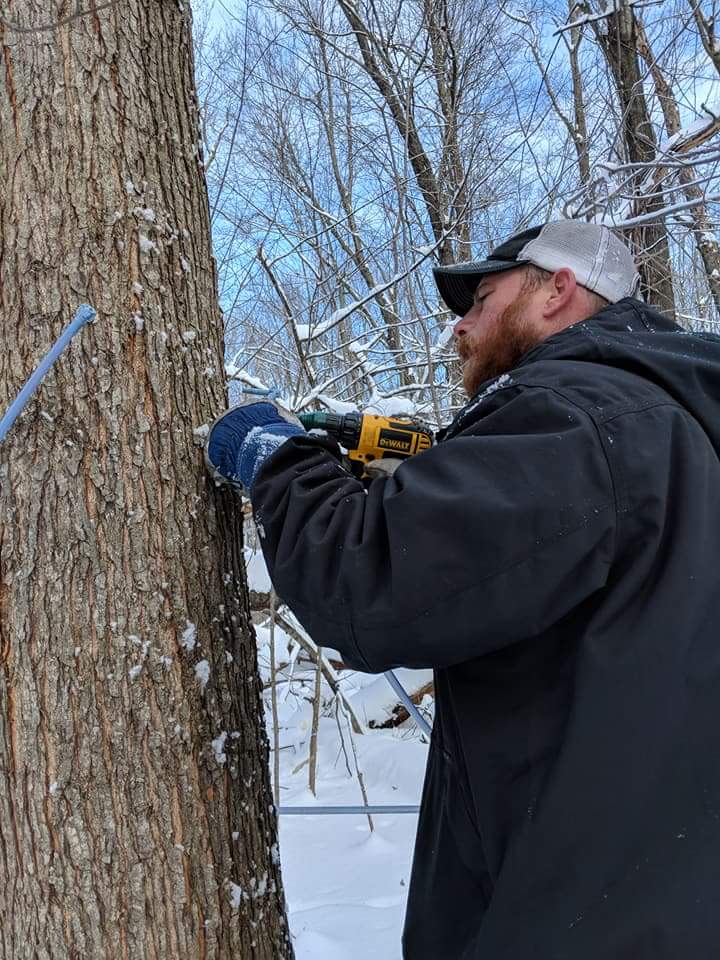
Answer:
[346,621,374,672]
[598,398,682,425]
[589,400,696,549]
[507,369,681,425]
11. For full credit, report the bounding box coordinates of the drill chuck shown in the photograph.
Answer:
[299,411,365,449]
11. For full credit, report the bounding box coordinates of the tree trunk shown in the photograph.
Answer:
[688,0,720,76]
[635,16,720,316]
[567,2,593,201]
[0,2,293,958]
[336,0,454,263]
[590,0,676,317]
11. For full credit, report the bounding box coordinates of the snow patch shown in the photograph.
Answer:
[211,731,228,765]
[245,546,272,593]
[457,373,513,426]
[229,882,245,909]
[139,234,159,255]
[195,659,211,689]
[181,621,197,651]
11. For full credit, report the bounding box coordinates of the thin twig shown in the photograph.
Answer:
[308,644,323,796]
[338,698,373,832]
[268,590,281,808]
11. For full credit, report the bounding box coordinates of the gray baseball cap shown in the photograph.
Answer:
[433,221,642,316]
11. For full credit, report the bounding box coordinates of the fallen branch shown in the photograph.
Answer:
[369,681,434,729]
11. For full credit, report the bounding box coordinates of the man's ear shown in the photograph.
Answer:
[542,268,577,320]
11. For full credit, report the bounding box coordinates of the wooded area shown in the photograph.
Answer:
[196,0,720,427]
[0,0,719,955]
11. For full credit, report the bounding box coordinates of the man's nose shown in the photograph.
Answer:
[453,313,471,339]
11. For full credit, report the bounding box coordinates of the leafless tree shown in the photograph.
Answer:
[0,2,292,956]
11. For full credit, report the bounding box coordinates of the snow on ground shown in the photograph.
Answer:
[245,545,272,594]
[277,719,427,959]
[247,544,430,959]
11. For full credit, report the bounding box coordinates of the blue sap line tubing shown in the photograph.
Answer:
[385,669,433,738]
[0,304,97,444]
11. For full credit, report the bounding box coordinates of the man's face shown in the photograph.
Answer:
[453,267,546,397]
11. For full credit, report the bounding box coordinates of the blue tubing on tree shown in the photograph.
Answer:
[0,303,97,443]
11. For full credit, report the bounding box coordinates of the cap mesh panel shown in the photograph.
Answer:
[517,221,640,302]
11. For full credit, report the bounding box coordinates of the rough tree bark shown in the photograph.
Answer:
[0,1,293,958]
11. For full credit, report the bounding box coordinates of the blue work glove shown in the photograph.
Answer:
[204,401,304,492]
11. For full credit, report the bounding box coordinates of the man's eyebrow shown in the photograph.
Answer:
[473,281,493,301]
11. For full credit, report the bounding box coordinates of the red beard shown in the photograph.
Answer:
[457,288,541,397]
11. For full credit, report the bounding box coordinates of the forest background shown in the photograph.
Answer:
[191,3,720,953]
[0,2,718,957]
[194,0,720,429]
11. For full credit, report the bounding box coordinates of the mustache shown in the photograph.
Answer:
[456,338,473,362]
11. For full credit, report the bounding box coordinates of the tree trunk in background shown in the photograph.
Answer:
[635,16,720,316]
[590,1,676,317]
[0,2,292,958]
[336,0,468,266]
[688,0,720,77]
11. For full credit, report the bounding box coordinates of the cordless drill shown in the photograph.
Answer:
[298,411,434,477]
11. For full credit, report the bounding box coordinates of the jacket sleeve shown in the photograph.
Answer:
[250,384,616,672]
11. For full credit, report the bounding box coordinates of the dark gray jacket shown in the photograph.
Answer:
[252,299,720,958]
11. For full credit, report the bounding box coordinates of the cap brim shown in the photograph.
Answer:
[432,260,519,316]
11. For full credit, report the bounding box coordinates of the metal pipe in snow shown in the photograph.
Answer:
[278,677,430,818]
[0,304,97,444]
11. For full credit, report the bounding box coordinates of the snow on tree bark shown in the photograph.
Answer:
[0,2,293,957]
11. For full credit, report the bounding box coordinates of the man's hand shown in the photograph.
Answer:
[204,401,304,493]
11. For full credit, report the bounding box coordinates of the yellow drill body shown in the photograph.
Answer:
[298,411,434,476]
[353,414,433,468]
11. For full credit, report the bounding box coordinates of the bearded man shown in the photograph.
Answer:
[205,221,720,959]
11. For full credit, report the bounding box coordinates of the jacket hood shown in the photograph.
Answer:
[514,297,720,453]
